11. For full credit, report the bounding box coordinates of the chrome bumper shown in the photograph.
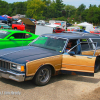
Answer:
[0,69,25,82]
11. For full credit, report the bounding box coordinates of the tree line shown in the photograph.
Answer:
[0,0,100,25]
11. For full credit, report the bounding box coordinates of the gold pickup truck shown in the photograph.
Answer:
[0,32,100,86]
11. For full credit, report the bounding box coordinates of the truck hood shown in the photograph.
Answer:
[0,46,61,64]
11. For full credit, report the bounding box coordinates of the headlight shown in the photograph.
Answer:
[11,64,25,72]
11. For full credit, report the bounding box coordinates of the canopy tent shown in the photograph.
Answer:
[0,16,7,20]
[2,15,12,19]
[45,23,60,28]
[77,22,94,32]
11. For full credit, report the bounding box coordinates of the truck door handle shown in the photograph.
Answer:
[87,57,92,59]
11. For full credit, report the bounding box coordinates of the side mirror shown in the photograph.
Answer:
[68,51,75,56]
[9,36,15,40]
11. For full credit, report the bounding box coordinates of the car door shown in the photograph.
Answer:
[61,42,97,76]
[6,32,32,48]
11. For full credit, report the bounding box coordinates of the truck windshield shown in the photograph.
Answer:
[0,31,11,39]
[29,35,67,52]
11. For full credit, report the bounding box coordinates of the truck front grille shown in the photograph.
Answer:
[0,60,10,70]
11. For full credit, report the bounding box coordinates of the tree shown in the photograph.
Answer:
[86,6,100,25]
[75,4,86,22]
[12,2,27,15]
[64,5,76,18]
[55,0,65,17]
[81,9,89,22]
[44,1,57,18]
[26,0,46,19]
[0,0,8,15]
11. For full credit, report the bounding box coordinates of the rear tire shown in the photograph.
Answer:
[33,66,51,86]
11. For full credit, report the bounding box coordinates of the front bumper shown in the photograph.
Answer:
[0,69,25,82]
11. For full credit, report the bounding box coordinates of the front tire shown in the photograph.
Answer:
[33,66,51,86]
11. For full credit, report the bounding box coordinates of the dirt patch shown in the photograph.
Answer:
[79,87,100,100]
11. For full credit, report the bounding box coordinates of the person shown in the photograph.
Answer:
[66,41,72,52]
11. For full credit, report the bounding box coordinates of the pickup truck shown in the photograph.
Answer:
[12,22,25,31]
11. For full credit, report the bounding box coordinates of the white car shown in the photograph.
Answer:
[36,20,45,25]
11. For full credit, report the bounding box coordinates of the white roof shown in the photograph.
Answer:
[45,23,60,28]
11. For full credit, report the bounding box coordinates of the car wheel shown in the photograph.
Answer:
[14,27,17,30]
[33,66,51,86]
[94,64,100,73]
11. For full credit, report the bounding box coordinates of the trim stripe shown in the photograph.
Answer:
[62,63,94,67]
[61,68,94,73]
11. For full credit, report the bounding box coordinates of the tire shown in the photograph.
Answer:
[33,66,51,86]
[94,64,100,73]
[14,27,17,30]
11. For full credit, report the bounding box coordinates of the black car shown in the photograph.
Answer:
[66,23,72,27]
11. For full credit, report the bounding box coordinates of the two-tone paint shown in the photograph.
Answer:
[0,33,100,84]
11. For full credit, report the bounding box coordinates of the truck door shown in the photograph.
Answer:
[61,42,97,76]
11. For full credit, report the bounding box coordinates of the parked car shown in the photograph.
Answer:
[53,27,65,33]
[0,33,100,86]
[36,20,45,25]
[29,18,36,24]
[66,23,72,27]
[73,29,89,33]
[0,29,39,49]
[0,23,11,29]
[2,18,12,26]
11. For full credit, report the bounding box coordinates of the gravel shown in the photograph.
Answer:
[0,72,100,100]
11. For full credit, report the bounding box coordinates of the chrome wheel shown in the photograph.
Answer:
[39,68,50,83]
[34,66,51,86]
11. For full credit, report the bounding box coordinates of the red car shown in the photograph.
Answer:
[53,27,65,33]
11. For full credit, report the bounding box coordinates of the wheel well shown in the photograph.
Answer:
[35,64,55,76]
[14,27,17,29]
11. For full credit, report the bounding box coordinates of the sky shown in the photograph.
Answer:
[3,0,100,8]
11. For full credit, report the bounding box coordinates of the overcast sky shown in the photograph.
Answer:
[3,0,100,8]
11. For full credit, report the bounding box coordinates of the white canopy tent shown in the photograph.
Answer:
[77,22,94,32]
[45,23,60,28]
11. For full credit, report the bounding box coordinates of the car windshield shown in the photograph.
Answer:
[0,30,11,39]
[29,35,67,52]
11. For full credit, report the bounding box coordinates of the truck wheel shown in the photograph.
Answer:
[33,66,51,86]
[94,64,100,73]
